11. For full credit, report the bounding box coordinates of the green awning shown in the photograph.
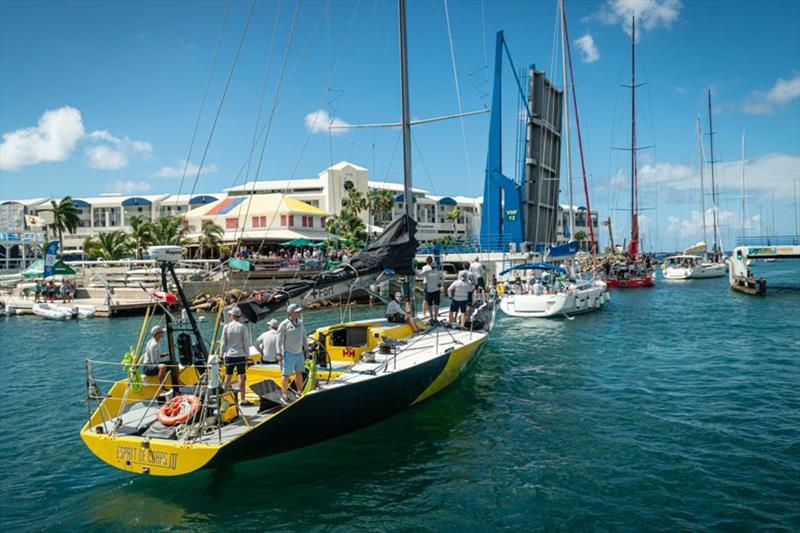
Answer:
[281,238,313,247]
[22,259,76,278]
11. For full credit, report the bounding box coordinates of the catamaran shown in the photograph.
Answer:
[604,16,655,289]
[80,0,495,477]
[664,93,726,280]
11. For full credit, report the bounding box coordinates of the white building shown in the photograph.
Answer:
[556,205,601,251]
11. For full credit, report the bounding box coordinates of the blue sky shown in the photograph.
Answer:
[1,0,799,250]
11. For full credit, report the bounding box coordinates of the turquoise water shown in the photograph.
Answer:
[2,262,799,531]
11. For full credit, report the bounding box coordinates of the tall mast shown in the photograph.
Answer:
[559,0,575,242]
[696,117,708,249]
[398,0,413,222]
[707,89,720,254]
[628,16,639,258]
[741,131,747,241]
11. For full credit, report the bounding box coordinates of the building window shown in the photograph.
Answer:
[225,217,238,230]
[288,215,294,227]
[280,214,287,227]
[301,215,313,228]
[321,216,328,228]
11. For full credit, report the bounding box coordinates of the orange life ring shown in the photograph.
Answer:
[157,394,200,426]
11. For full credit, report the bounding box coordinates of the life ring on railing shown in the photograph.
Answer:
[157,394,200,426]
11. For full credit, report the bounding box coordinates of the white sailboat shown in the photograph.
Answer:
[664,92,726,280]
[498,0,609,318]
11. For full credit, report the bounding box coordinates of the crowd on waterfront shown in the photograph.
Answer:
[222,245,355,271]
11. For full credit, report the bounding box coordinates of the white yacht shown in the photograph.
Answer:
[663,254,726,280]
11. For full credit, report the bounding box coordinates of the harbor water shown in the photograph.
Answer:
[2,262,799,530]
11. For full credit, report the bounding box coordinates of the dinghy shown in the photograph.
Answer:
[32,303,69,320]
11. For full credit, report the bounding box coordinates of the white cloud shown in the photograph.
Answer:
[667,208,736,241]
[0,106,85,171]
[304,109,351,135]
[574,34,600,63]
[595,0,683,38]
[742,73,800,115]
[106,179,151,194]
[154,160,218,178]
[86,145,128,170]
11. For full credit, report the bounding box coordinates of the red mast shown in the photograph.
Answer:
[628,15,639,258]
[562,2,596,256]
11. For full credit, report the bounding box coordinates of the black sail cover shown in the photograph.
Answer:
[238,215,418,323]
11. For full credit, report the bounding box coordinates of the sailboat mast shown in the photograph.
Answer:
[629,16,639,258]
[741,131,747,240]
[559,0,575,242]
[696,117,708,249]
[707,89,720,254]
[398,0,413,221]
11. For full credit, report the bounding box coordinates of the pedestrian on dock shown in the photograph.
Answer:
[255,318,280,363]
[421,256,442,322]
[221,306,252,406]
[276,303,309,404]
[141,325,168,388]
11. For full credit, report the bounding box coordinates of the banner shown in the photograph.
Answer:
[44,240,59,278]
[546,240,579,258]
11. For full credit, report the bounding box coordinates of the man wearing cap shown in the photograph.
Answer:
[276,303,309,404]
[385,291,420,332]
[254,318,280,364]
[447,271,472,329]
[141,325,168,385]
[221,306,252,406]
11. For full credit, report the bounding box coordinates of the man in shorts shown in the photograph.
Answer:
[141,325,168,389]
[421,256,443,322]
[221,306,252,406]
[276,303,309,404]
[469,257,486,300]
[447,271,472,329]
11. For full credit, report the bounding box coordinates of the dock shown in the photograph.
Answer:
[2,295,153,318]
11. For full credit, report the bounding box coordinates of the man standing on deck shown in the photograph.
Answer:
[254,318,280,363]
[141,325,168,390]
[221,306,252,406]
[469,257,486,300]
[276,303,309,404]
[447,271,472,329]
[421,256,443,322]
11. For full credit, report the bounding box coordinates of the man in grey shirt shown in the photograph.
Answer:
[254,318,280,363]
[276,303,309,404]
[221,306,252,405]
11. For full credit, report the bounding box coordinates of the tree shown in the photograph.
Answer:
[341,188,367,216]
[45,196,80,253]
[367,188,395,223]
[196,219,224,258]
[446,207,462,241]
[150,216,187,246]
[84,231,132,260]
[325,210,367,247]
[128,215,153,259]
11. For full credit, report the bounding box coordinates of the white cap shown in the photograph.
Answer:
[267,318,279,328]
[287,303,302,313]
[151,325,163,336]
[459,271,468,280]
[228,306,242,317]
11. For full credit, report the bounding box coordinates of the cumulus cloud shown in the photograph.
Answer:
[0,106,85,171]
[574,34,600,63]
[154,160,218,178]
[86,145,128,170]
[304,109,351,135]
[742,73,800,115]
[666,208,736,241]
[595,0,683,38]
[106,179,152,194]
[85,129,152,169]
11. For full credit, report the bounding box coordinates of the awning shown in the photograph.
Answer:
[499,262,566,276]
[282,238,313,247]
[23,259,77,278]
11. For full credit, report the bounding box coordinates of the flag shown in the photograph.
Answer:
[25,214,45,227]
[44,240,59,278]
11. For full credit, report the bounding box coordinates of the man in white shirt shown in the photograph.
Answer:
[254,318,280,363]
[141,325,168,386]
[421,256,443,322]
[532,279,544,296]
[221,306,252,405]
[386,292,420,332]
[447,271,472,329]
[276,303,309,404]
[469,257,486,299]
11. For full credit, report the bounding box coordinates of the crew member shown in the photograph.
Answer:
[221,306,252,406]
[386,292,420,332]
[447,271,472,329]
[254,318,280,363]
[276,303,309,405]
[469,256,486,299]
[421,256,443,322]
[141,325,168,389]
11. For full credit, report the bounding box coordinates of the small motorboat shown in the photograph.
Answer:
[32,303,69,320]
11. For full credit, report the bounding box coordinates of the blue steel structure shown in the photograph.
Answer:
[480,31,525,251]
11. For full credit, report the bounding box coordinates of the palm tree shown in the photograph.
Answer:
[574,230,588,253]
[341,188,367,216]
[325,211,367,246]
[446,207,462,241]
[84,231,132,260]
[196,219,224,258]
[367,188,395,228]
[45,196,80,253]
[128,215,153,259]
[150,216,187,246]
